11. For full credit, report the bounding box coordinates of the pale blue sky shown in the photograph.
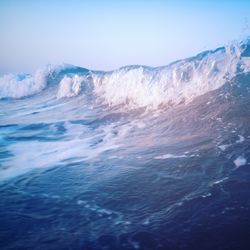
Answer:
[0,0,250,74]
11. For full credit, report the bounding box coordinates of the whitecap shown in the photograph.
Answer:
[154,154,187,159]
[234,156,247,168]
[57,75,83,98]
[236,135,245,143]
[218,144,231,151]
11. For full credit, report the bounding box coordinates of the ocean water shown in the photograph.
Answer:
[0,40,250,250]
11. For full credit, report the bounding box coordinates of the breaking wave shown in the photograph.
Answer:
[0,39,250,108]
[1,39,250,108]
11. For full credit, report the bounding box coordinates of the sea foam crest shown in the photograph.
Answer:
[0,69,48,99]
[91,41,250,108]
[0,64,75,99]
[57,75,84,98]
[1,40,250,106]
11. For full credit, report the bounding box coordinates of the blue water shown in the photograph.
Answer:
[0,41,250,249]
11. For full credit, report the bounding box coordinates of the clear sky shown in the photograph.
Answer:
[0,0,250,74]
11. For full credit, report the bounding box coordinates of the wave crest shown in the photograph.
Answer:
[0,69,47,99]
[57,75,83,98]
[92,41,250,108]
[0,64,80,99]
[1,40,250,109]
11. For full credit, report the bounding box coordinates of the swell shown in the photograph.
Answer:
[1,39,250,109]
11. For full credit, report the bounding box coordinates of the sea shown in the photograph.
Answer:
[0,39,250,249]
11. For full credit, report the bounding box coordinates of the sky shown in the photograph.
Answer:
[0,0,250,74]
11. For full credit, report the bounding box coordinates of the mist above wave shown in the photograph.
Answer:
[1,39,250,108]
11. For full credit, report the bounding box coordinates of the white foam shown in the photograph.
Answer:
[201,193,212,198]
[0,70,47,99]
[91,41,250,108]
[236,135,245,143]
[0,64,77,99]
[154,154,187,159]
[234,156,247,168]
[0,121,132,181]
[57,75,83,98]
[218,144,231,151]
[212,177,228,185]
